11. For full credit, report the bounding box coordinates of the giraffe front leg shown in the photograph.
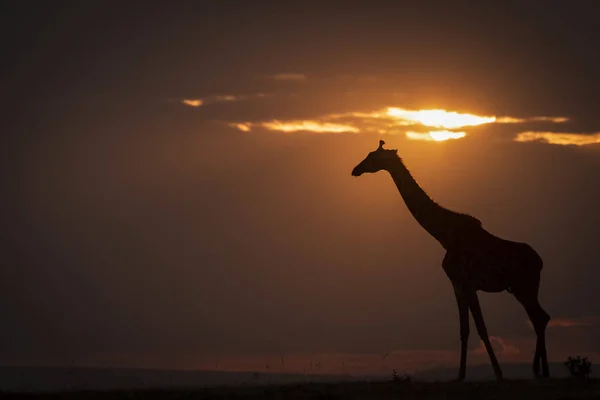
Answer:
[453,286,470,382]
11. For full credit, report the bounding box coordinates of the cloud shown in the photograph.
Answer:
[548,316,600,328]
[181,99,203,107]
[229,107,495,139]
[180,93,271,107]
[531,116,569,123]
[473,336,521,358]
[496,116,569,124]
[215,95,238,102]
[208,100,571,144]
[231,123,251,132]
[268,73,307,81]
[262,120,359,133]
[515,131,600,146]
[230,120,359,134]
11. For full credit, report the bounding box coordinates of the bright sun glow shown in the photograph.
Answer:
[225,105,574,144]
[406,131,467,141]
[386,107,496,129]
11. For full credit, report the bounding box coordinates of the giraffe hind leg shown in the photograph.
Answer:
[533,302,550,377]
[529,302,549,378]
[512,285,550,378]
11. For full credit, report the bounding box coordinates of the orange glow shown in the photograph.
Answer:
[181,99,204,107]
[406,130,467,141]
[215,95,238,102]
[531,116,569,123]
[386,107,496,129]
[515,131,600,146]
[496,116,569,124]
[261,120,359,133]
[226,105,570,143]
[547,317,598,327]
[495,116,526,124]
[231,123,251,132]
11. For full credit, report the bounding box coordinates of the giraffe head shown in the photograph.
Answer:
[351,140,398,176]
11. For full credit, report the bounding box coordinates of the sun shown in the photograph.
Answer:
[406,130,467,142]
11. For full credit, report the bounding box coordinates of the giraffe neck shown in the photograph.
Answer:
[386,156,471,248]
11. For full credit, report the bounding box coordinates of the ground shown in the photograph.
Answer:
[2,379,600,399]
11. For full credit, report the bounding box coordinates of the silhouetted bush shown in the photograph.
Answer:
[392,369,413,383]
[564,356,592,379]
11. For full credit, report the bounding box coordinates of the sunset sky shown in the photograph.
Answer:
[2,2,600,376]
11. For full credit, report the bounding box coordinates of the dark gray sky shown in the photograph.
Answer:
[1,1,600,374]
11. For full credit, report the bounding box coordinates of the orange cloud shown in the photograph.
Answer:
[229,107,494,140]
[215,95,238,102]
[225,104,571,143]
[230,123,251,132]
[181,93,271,107]
[515,131,600,146]
[496,116,569,124]
[531,116,569,123]
[261,120,359,133]
[181,99,204,107]
[548,316,599,328]
[473,336,521,358]
[229,120,358,134]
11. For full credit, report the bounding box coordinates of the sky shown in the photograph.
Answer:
[2,1,600,376]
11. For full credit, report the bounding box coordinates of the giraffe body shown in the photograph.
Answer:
[352,140,550,381]
[443,232,543,293]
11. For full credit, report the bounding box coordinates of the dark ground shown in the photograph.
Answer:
[2,379,599,400]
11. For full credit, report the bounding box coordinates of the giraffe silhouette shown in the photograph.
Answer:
[351,140,550,381]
